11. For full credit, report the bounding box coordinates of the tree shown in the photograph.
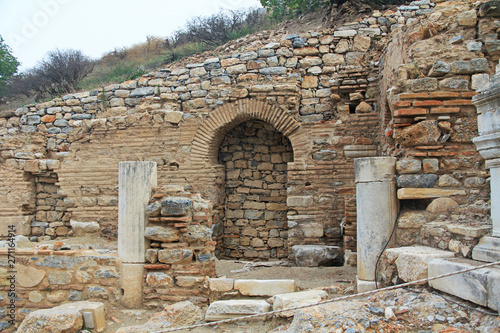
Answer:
[260,0,406,20]
[0,36,20,92]
[6,49,94,101]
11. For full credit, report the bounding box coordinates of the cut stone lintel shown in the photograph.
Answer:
[397,188,466,199]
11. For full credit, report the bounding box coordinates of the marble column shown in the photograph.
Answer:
[472,72,500,262]
[355,157,398,292]
[118,161,157,307]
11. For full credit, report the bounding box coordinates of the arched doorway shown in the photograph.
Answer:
[217,120,293,260]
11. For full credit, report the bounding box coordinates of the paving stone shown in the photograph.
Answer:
[273,290,328,317]
[160,198,192,216]
[205,300,271,321]
[234,279,295,296]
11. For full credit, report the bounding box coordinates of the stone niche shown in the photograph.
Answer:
[216,120,293,260]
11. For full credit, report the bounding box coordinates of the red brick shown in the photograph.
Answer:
[443,99,472,106]
[144,264,172,270]
[399,93,430,99]
[429,91,460,98]
[461,92,479,98]
[393,101,412,107]
[407,152,428,157]
[430,107,461,114]
[393,123,412,128]
[462,151,479,155]
[394,108,428,117]
[415,145,444,150]
[428,151,459,157]
[413,100,443,107]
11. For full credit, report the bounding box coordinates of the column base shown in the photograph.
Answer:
[472,236,500,263]
[120,263,144,308]
[357,277,377,293]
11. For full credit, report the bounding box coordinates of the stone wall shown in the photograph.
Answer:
[218,120,293,260]
[143,187,215,306]
[0,248,120,330]
[0,0,494,264]
[383,0,495,256]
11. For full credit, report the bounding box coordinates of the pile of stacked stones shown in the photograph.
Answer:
[143,187,215,304]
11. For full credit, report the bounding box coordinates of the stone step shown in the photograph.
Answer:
[209,278,296,297]
[385,246,456,283]
[428,258,500,311]
[272,289,328,317]
[205,300,271,321]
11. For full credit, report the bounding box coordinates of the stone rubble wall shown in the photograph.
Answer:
[382,0,497,256]
[143,186,215,306]
[0,248,120,328]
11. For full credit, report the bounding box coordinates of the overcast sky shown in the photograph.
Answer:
[0,0,262,72]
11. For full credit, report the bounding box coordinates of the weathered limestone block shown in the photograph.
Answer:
[17,265,46,287]
[234,279,295,296]
[457,9,477,26]
[292,245,342,267]
[393,120,441,147]
[286,196,313,207]
[397,211,427,229]
[397,188,466,199]
[209,278,235,292]
[145,226,180,242]
[426,198,459,213]
[386,246,455,283]
[429,258,498,309]
[158,249,193,264]
[205,300,271,321]
[117,301,203,333]
[18,301,104,333]
[272,290,328,317]
[146,272,173,287]
[396,159,422,174]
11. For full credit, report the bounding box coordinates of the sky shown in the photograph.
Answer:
[0,0,263,72]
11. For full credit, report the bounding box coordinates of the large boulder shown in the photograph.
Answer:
[292,245,342,267]
[17,301,104,333]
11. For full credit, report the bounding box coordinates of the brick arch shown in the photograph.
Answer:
[191,99,305,165]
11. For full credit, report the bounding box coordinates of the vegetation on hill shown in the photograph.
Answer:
[0,1,404,108]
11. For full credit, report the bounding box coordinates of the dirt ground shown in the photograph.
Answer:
[103,260,357,333]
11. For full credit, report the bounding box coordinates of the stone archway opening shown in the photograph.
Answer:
[216,120,294,260]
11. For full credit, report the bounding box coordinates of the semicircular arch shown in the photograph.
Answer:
[191,99,305,165]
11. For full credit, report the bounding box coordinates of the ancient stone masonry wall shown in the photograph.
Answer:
[0,248,120,329]
[143,187,215,306]
[382,0,497,257]
[0,0,453,261]
[218,120,293,260]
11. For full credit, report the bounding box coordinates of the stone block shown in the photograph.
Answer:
[286,196,313,207]
[386,246,455,283]
[145,226,179,242]
[397,174,438,188]
[120,264,144,308]
[273,290,328,317]
[429,258,490,308]
[234,279,295,296]
[397,211,427,229]
[158,249,193,264]
[457,9,477,26]
[292,245,342,267]
[397,188,466,199]
[205,300,271,321]
[209,278,235,292]
[396,159,422,174]
[146,272,173,287]
[426,198,458,213]
[161,198,192,216]
[17,265,46,287]
[473,236,500,262]
[357,278,377,292]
